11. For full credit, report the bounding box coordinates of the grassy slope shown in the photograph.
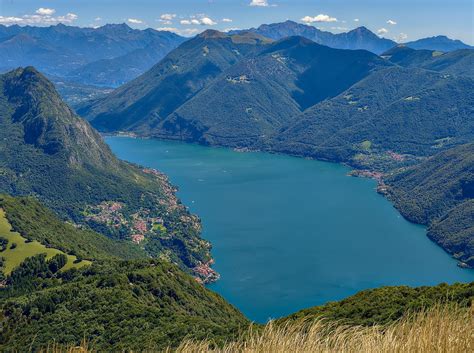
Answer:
[0,208,89,274]
[177,305,472,353]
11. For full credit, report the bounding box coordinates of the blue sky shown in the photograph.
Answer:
[0,0,473,44]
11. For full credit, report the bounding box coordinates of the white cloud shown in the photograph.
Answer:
[354,18,360,22]
[200,17,217,26]
[250,0,269,6]
[180,16,217,26]
[0,8,78,26]
[36,8,56,16]
[301,14,338,23]
[94,17,102,21]
[387,19,397,25]
[394,32,408,42]
[127,18,143,24]
[222,18,233,23]
[377,27,389,35]
[160,14,176,21]
[157,27,201,37]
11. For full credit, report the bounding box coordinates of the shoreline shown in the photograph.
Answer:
[103,132,473,273]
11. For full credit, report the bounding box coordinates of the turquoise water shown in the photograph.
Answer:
[106,136,474,323]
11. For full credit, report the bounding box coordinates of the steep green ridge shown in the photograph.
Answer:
[79,30,272,132]
[387,143,474,267]
[0,195,144,261]
[0,258,248,351]
[0,67,214,280]
[273,66,474,165]
[383,46,474,78]
[280,282,474,326]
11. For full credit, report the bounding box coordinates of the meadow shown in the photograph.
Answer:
[0,209,90,274]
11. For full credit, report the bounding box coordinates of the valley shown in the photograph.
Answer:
[0,6,472,350]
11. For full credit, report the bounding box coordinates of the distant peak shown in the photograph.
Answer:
[351,26,372,34]
[198,29,227,39]
[269,35,314,50]
[99,23,132,31]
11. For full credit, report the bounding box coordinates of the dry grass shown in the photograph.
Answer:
[38,304,473,353]
[175,305,473,353]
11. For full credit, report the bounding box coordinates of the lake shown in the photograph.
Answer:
[106,136,474,323]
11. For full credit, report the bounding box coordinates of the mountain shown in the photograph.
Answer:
[381,45,438,67]
[272,66,474,166]
[387,143,474,267]
[79,30,272,132]
[406,35,473,52]
[382,46,474,78]
[0,67,215,281]
[81,32,390,146]
[0,24,185,86]
[232,21,397,54]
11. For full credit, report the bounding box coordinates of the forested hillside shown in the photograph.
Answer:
[387,143,474,267]
[280,282,474,326]
[0,67,215,281]
[273,67,474,165]
[0,258,247,351]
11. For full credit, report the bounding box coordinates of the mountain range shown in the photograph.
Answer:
[231,21,473,54]
[79,31,393,144]
[0,23,185,86]
[1,21,471,91]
